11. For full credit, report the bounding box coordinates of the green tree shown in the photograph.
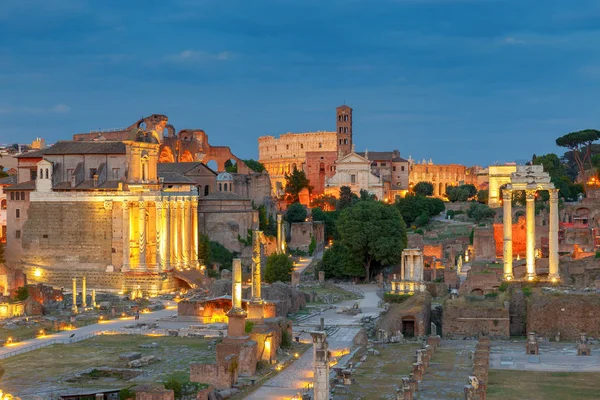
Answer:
[224,160,237,173]
[337,201,407,280]
[0,166,8,179]
[198,234,211,265]
[320,242,364,279]
[556,129,600,193]
[359,189,376,201]
[264,253,293,283]
[337,186,357,210]
[285,202,307,223]
[311,208,339,240]
[208,241,235,270]
[14,286,28,301]
[413,181,434,196]
[466,203,496,222]
[257,205,276,236]
[284,167,312,203]
[310,194,337,211]
[242,159,266,173]
[308,235,317,256]
[446,184,477,202]
[395,194,445,225]
[477,189,489,204]
[532,153,566,179]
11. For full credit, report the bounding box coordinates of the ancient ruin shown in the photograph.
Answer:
[390,249,426,294]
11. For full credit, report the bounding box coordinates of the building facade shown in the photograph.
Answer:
[5,139,199,295]
[258,105,353,196]
[324,152,385,200]
[409,161,475,198]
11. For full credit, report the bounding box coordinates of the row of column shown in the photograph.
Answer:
[123,198,198,273]
[400,250,424,282]
[71,276,96,312]
[502,188,559,281]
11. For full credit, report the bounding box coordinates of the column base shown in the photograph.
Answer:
[525,273,537,282]
[502,273,514,281]
[71,306,79,314]
[547,274,560,283]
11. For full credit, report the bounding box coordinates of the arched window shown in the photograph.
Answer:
[219,183,222,191]
[21,192,25,201]
[45,168,49,179]
[224,184,228,192]
[1,199,6,210]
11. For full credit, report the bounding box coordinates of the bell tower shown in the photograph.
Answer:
[336,105,353,157]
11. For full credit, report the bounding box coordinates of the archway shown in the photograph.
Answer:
[224,159,237,173]
[205,160,218,171]
[180,150,194,163]
[159,146,175,163]
[401,316,416,337]
[470,288,484,296]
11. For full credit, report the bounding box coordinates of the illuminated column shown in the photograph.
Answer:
[409,254,415,281]
[177,200,184,268]
[276,214,284,253]
[400,252,405,280]
[91,289,97,308]
[81,276,87,308]
[191,199,199,268]
[251,230,264,302]
[502,189,514,280]
[138,200,147,271]
[155,201,164,272]
[182,200,189,268]
[310,331,330,400]
[164,199,171,269]
[122,200,130,272]
[171,200,179,268]
[525,189,536,280]
[232,258,243,311]
[72,278,78,312]
[548,188,560,282]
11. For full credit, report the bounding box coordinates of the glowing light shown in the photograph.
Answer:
[275,364,283,371]
[294,353,299,359]
[33,268,42,278]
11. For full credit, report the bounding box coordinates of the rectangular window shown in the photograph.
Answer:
[351,174,356,184]
[112,168,120,180]
[393,166,396,172]
[30,169,37,181]
[15,230,21,239]
[319,143,322,148]
[89,168,97,179]
[42,234,48,239]
[401,166,405,171]
[300,144,304,149]
[15,209,20,219]
[380,162,387,167]
[286,145,289,150]
[10,192,14,201]
[67,169,74,181]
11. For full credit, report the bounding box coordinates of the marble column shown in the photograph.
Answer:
[155,201,164,272]
[276,214,284,253]
[251,230,264,302]
[82,276,87,308]
[181,200,189,268]
[525,189,536,280]
[164,199,171,270]
[122,200,130,272]
[91,289,96,308]
[191,200,199,268]
[548,188,560,282]
[502,189,514,280]
[72,278,78,312]
[232,258,243,311]
[401,253,406,281]
[171,200,179,268]
[138,200,147,271]
[310,331,330,400]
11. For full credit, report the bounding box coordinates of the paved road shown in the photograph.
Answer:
[0,303,177,359]
[246,284,382,400]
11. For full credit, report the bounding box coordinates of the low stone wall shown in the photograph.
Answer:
[377,292,431,338]
[526,292,600,340]
[443,299,509,339]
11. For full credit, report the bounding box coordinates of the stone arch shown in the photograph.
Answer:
[180,150,194,163]
[159,146,175,163]
[439,182,443,196]
[470,288,484,296]
[401,316,416,337]
[205,160,218,171]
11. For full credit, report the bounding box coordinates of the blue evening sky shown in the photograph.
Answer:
[1,0,600,166]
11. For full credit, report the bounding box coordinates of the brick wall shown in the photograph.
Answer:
[443,299,509,339]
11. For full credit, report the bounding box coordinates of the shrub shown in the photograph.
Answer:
[264,253,294,283]
[206,268,219,279]
[596,251,600,259]
[14,286,28,301]
[119,388,136,400]
[245,320,255,333]
[484,292,498,299]
[498,282,509,292]
[383,293,412,303]
[414,228,424,235]
[522,287,533,297]
[285,202,307,223]
[281,329,292,349]
[308,235,316,256]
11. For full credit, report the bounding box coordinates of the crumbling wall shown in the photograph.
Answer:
[443,298,509,339]
[377,292,431,337]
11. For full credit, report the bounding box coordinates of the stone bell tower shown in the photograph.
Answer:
[336,105,353,157]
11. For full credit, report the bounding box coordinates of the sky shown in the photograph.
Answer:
[1,0,600,166]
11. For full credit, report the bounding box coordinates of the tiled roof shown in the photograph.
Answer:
[32,141,127,155]
[357,151,408,163]
[0,175,17,185]
[203,191,245,200]
[4,180,35,190]
[15,149,47,158]
[157,162,216,175]
[158,171,196,184]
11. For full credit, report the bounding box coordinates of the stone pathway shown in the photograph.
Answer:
[0,302,177,359]
[245,327,361,400]
[417,340,475,400]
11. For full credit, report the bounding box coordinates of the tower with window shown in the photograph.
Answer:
[336,105,353,157]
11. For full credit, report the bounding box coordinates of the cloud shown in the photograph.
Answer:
[503,36,526,45]
[0,103,71,115]
[163,50,234,64]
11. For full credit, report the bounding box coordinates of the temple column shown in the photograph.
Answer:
[164,199,171,270]
[72,278,78,313]
[91,289,96,308]
[171,200,179,268]
[525,189,536,280]
[191,199,199,268]
[548,188,560,282]
[182,200,189,268]
[82,276,87,308]
[277,214,284,253]
[310,332,330,400]
[177,200,184,268]
[122,200,130,272]
[502,189,514,280]
[409,254,415,281]
[155,202,164,272]
[232,258,243,311]
[138,200,147,271]
[400,253,406,280]
[251,230,264,302]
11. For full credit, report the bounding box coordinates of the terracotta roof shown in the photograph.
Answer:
[157,162,216,176]
[4,180,35,190]
[159,171,196,184]
[15,149,47,158]
[357,151,409,163]
[203,191,245,200]
[30,141,127,155]
[0,175,17,185]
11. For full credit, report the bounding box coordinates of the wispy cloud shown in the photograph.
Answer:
[0,104,71,115]
[503,36,526,45]
[163,50,234,64]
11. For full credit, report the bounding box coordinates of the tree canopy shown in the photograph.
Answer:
[337,186,357,210]
[311,207,339,241]
[264,253,293,283]
[283,167,312,203]
[446,184,477,202]
[413,181,434,196]
[337,201,407,280]
[466,203,496,222]
[242,159,266,173]
[556,129,600,193]
[285,202,307,223]
[224,160,237,173]
[395,194,445,226]
[319,242,364,279]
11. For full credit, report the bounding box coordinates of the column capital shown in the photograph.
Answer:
[549,188,559,201]
[502,189,512,200]
[525,189,537,200]
[139,200,146,209]
[123,200,130,210]
[155,201,164,209]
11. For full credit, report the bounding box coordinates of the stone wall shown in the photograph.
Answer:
[377,292,431,337]
[288,221,324,252]
[526,293,600,340]
[442,299,510,339]
[473,227,496,261]
[21,201,113,270]
[423,244,442,259]
[135,387,174,400]
[493,216,527,258]
[561,257,600,288]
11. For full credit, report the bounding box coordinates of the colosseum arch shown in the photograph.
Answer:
[180,150,194,163]
[159,146,175,163]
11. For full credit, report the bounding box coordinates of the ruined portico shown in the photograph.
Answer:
[502,165,559,282]
[391,249,427,294]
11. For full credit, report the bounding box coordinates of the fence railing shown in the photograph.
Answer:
[0,331,103,359]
